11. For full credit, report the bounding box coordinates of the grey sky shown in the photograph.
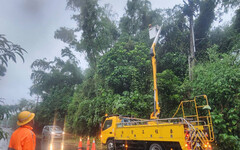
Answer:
[0,0,233,105]
[0,0,78,104]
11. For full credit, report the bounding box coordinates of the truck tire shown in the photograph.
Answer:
[107,139,115,150]
[149,143,163,150]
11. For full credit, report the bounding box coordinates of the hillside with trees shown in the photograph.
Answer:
[10,0,239,149]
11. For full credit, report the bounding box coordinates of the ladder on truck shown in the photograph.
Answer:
[173,95,214,150]
[187,128,212,150]
[183,118,212,150]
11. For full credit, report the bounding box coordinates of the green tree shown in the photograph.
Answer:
[0,34,26,139]
[190,46,240,149]
[119,0,152,35]
[157,70,183,117]
[66,42,154,135]
[156,6,189,79]
[233,9,240,33]
[66,88,153,135]
[194,0,217,59]
[0,100,9,139]
[55,0,118,69]
[30,58,84,131]
[98,42,152,94]
[119,0,163,44]
[0,34,26,77]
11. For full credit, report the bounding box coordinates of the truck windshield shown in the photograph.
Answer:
[103,120,112,130]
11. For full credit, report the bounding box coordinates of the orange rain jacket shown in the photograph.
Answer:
[8,125,36,150]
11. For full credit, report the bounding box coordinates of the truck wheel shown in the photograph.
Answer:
[107,139,115,150]
[149,143,163,150]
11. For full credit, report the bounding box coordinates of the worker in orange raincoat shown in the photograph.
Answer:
[8,111,36,150]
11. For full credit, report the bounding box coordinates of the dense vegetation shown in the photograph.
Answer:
[0,35,27,139]
[32,0,240,149]
[1,0,239,149]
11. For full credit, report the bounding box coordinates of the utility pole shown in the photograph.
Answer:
[188,0,196,81]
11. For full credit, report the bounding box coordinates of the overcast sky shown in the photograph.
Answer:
[0,0,233,105]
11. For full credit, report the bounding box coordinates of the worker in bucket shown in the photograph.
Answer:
[8,111,36,150]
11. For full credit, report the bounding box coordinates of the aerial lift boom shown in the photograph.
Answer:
[149,25,162,119]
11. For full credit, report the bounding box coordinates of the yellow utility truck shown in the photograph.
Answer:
[101,26,214,150]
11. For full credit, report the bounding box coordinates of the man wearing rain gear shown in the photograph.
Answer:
[8,111,36,150]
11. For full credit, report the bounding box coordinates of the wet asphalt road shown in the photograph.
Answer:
[0,127,105,150]
[36,138,77,150]
[36,138,107,150]
[0,128,77,150]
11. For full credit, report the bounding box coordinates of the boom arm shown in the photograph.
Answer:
[150,25,162,119]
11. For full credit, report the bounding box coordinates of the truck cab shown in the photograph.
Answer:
[101,116,121,146]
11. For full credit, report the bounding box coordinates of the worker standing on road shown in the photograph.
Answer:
[8,111,36,150]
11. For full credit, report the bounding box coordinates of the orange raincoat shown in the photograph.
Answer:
[8,125,36,150]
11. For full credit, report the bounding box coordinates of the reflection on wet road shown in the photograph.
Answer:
[37,138,77,150]
[0,129,106,150]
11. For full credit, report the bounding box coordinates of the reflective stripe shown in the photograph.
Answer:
[19,112,31,122]
[8,148,16,150]
[30,130,35,146]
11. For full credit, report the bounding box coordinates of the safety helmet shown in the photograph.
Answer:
[17,111,35,126]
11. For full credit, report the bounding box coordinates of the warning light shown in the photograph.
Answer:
[185,143,190,150]
[105,114,108,117]
[125,144,128,148]
[100,134,102,138]
[209,144,212,149]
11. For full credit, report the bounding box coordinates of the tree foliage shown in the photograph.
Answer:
[30,58,84,131]
[0,101,9,139]
[66,42,154,135]
[194,0,217,58]
[55,0,118,69]
[24,1,240,149]
[98,42,152,94]
[0,34,26,77]
[119,0,163,45]
[120,0,152,35]
[0,34,26,139]
[190,46,240,149]
[156,6,189,79]
[30,58,83,96]
[157,70,183,117]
